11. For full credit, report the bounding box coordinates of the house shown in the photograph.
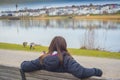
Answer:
[1,4,120,17]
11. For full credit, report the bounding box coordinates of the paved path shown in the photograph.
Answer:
[0,49,120,80]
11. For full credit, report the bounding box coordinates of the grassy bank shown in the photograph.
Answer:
[74,15,120,20]
[1,14,120,20]
[27,15,120,20]
[0,42,120,59]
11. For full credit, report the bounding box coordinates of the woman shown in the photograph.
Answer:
[21,36,103,79]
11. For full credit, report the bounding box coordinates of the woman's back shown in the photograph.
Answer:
[21,36,103,79]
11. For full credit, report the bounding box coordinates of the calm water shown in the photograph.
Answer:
[0,19,120,52]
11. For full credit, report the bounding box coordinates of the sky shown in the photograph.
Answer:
[0,0,120,11]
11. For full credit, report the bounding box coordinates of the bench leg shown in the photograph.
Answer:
[20,69,26,80]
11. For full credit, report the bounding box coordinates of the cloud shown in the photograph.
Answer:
[0,0,54,5]
[0,0,118,5]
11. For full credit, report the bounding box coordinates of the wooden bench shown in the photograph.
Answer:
[0,65,105,80]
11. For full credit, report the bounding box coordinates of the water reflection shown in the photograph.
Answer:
[1,19,120,29]
[0,19,120,52]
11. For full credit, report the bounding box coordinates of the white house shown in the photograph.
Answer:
[39,10,46,15]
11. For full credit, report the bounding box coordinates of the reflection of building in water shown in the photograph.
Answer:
[1,19,120,30]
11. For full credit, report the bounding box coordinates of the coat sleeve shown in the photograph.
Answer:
[21,58,42,72]
[64,56,102,79]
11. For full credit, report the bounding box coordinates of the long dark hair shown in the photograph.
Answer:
[40,36,72,64]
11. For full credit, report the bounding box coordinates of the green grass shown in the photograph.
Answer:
[68,48,120,59]
[0,42,120,59]
[0,42,48,52]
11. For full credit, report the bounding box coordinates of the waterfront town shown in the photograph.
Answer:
[0,4,120,17]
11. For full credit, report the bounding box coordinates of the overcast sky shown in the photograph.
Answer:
[0,0,120,11]
[0,0,120,4]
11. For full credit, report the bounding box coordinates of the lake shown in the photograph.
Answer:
[0,19,120,52]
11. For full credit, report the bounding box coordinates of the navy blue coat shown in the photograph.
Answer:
[21,53,102,79]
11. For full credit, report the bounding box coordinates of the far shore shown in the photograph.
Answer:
[0,14,120,21]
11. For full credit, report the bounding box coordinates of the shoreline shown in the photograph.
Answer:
[0,15,120,21]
